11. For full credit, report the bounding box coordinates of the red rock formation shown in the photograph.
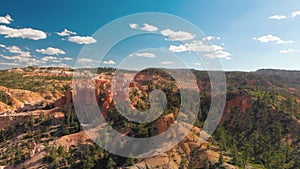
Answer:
[221,92,251,124]
[54,96,66,107]
[157,113,175,134]
[65,91,72,106]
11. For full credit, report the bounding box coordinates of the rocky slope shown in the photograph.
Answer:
[0,67,299,169]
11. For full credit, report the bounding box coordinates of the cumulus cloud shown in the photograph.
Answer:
[0,45,46,65]
[0,54,36,63]
[134,52,156,58]
[41,56,59,62]
[291,11,300,18]
[187,41,223,51]
[0,25,47,40]
[279,49,299,54]
[0,46,48,66]
[253,35,293,44]
[36,47,66,55]
[0,62,18,66]
[68,36,97,44]
[62,57,73,61]
[169,40,223,53]
[169,44,188,53]
[0,14,13,24]
[129,23,158,32]
[140,23,158,32]
[6,46,30,57]
[0,44,30,57]
[0,46,70,67]
[161,29,195,41]
[269,15,287,20]
[103,60,116,65]
[78,58,93,63]
[204,51,231,59]
[161,61,173,65]
[169,40,231,59]
[57,29,77,36]
[40,56,73,63]
[203,36,221,41]
[269,11,300,20]
[129,23,139,29]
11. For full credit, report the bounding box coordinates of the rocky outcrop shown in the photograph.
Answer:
[54,131,93,150]
[0,86,50,114]
[157,113,175,134]
[54,91,72,108]
[133,126,237,169]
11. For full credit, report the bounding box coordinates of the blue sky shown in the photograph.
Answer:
[0,0,300,71]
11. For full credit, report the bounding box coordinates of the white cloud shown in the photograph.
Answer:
[169,40,223,53]
[253,35,293,44]
[129,23,139,29]
[0,49,70,67]
[168,40,231,59]
[103,60,115,65]
[129,23,158,32]
[204,50,231,59]
[78,58,93,63]
[0,62,18,66]
[0,44,36,64]
[187,41,223,51]
[169,44,188,53]
[41,56,73,63]
[62,57,73,61]
[52,60,62,63]
[140,23,158,32]
[36,47,66,55]
[56,63,69,68]
[269,15,287,20]
[57,29,77,36]
[68,36,97,44]
[0,44,30,57]
[161,29,195,41]
[161,61,173,65]
[7,46,23,53]
[41,56,58,61]
[0,25,47,40]
[6,46,30,57]
[0,44,42,65]
[279,49,299,54]
[0,14,13,24]
[134,52,156,58]
[203,36,221,41]
[291,11,300,18]
[0,54,36,63]
[269,11,300,20]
